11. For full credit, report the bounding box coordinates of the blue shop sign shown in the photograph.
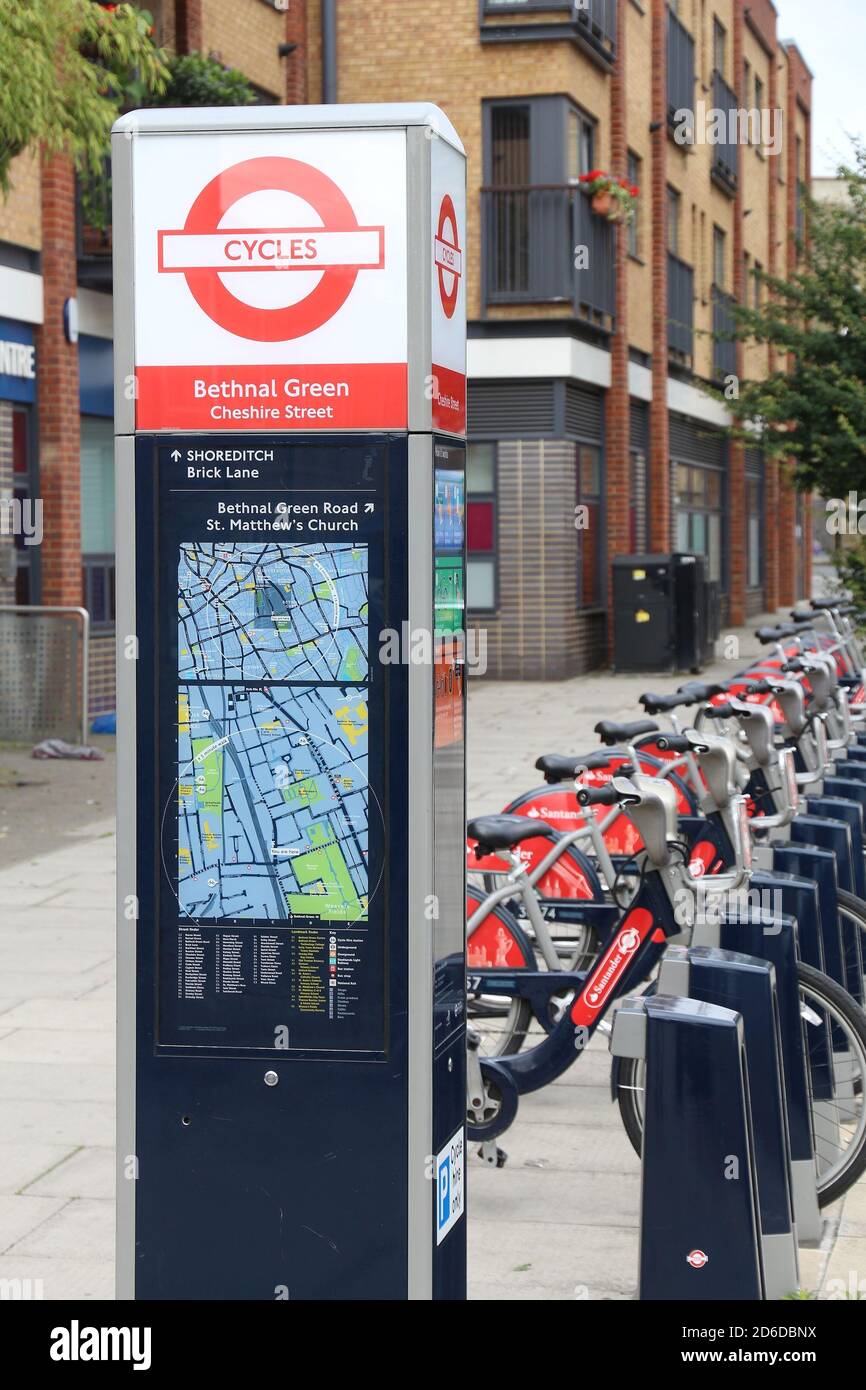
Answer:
[0,317,36,404]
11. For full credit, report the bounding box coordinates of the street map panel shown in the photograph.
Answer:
[178,541,368,682]
[177,682,369,922]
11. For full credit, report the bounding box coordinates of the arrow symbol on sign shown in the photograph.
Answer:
[171,450,181,461]
[364,503,374,513]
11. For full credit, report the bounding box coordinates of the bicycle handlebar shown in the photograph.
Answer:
[639,690,699,715]
[576,782,640,808]
[654,734,692,753]
[702,702,735,720]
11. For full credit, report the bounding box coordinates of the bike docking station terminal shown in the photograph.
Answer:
[112,103,468,1300]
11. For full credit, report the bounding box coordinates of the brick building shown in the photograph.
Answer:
[304,0,813,678]
[0,0,814,707]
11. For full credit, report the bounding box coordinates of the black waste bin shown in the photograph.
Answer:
[612,553,709,673]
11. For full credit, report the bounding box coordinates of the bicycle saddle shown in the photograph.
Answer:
[467,814,554,854]
[535,750,625,782]
[594,718,659,746]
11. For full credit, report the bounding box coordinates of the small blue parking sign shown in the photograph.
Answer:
[435,1128,464,1244]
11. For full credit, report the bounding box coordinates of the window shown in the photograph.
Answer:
[568,107,595,181]
[667,186,681,256]
[753,260,763,310]
[673,462,723,583]
[11,406,34,605]
[577,445,602,608]
[754,75,764,134]
[744,59,751,107]
[627,150,642,258]
[747,475,762,589]
[630,451,647,551]
[712,225,726,288]
[484,96,600,305]
[80,416,115,626]
[490,103,531,187]
[466,443,496,612]
[713,17,726,77]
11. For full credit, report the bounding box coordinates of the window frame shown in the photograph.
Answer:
[627,149,642,259]
[712,224,726,289]
[465,441,498,615]
[667,184,681,257]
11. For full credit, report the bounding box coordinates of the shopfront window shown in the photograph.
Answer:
[466,442,497,612]
[578,443,602,607]
[12,406,34,604]
[80,416,115,626]
[673,461,723,582]
[747,474,762,589]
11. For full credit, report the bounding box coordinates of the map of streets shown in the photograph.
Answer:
[177,682,369,922]
[178,541,368,682]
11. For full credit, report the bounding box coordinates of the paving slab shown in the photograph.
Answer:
[0,1099,114,1149]
[0,1253,113,1300]
[0,1141,80,1196]
[0,1194,69,1253]
[0,999,115,1033]
[22,1147,114,1202]
[0,1028,112,1067]
[9,1197,114,1262]
[0,1061,114,1104]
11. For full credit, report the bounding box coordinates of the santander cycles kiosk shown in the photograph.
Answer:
[112,104,468,1300]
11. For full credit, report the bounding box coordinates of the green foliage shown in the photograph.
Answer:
[154,52,257,109]
[722,144,866,500]
[828,540,866,623]
[0,1,168,191]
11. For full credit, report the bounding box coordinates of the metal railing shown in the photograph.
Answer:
[667,252,694,360]
[482,0,616,56]
[0,606,90,746]
[482,184,616,326]
[667,6,695,132]
[712,285,737,379]
[710,70,739,191]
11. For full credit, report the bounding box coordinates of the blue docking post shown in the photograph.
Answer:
[611,994,764,1301]
[658,946,798,1298]
[695,903,823,1246]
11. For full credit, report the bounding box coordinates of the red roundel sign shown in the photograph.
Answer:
[157,156,385,342]
[434,194,462,320]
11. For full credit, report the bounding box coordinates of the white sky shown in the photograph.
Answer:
[773,0,866,175]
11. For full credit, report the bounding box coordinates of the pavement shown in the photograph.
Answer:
[1,588,864,1300]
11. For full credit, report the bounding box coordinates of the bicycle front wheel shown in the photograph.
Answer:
[615,961,866,1208]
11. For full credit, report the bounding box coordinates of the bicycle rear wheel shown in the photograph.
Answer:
[615,961,866,1208]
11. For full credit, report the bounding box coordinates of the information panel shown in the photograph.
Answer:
[431,440,466,1057]
[142,434,398,1054]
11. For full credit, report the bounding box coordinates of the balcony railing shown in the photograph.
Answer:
[482,184,616,328]
[710,70,739,193]
[667,6,695,137]
[76,157,113,290]
[667,252,694,362]
[712,285,737,379]
[482,0,616,63]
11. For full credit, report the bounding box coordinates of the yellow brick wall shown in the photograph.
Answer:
[0,150,41,250]
[625,0,653,357]
[202,0,286,99]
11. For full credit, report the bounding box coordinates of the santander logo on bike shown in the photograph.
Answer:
[571,916,650,1025]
